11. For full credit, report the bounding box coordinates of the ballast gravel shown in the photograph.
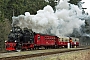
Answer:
[21,49,90,60]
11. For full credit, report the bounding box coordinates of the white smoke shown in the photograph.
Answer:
[44,0,49,2]
[82,0,90,15]
[83,33,90,37]
[12,0,85,36]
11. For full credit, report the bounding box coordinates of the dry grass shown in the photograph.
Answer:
[22,49,90,60]
[48,50,90,60]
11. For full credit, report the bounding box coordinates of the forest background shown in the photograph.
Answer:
[0,0,82,51]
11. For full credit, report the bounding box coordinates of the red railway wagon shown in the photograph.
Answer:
[70,37,79,47]
[55,36,69,48]
[56,36,79,48]
[34,33,56,48]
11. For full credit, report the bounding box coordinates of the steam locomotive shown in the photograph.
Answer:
[5,26,79,51]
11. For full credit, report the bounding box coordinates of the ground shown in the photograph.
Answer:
[21,49,90,60]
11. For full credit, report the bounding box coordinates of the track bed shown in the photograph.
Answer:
[0,46,90,60]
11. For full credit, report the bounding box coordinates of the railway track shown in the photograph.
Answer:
[0,46,90,60]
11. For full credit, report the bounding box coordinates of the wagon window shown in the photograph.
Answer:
[38,36,40,40]
[45,36,47,39]
[58,38,60,41]
[62,38,63,41]
[53,37,55,39]
[75,39,77,41]
[45,37,46,39]
[65,39,67,41]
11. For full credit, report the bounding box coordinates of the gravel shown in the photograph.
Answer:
[21,49,90,60]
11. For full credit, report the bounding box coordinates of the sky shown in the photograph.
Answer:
[82,0,90,14]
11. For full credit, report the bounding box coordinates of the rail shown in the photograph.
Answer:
[0,46,90,60]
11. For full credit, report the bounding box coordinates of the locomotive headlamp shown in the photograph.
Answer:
[5,40,7,42]
[15,40,17,42]
[10,30,12,32]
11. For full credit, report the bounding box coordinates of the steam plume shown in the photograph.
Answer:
[12,0,85,36]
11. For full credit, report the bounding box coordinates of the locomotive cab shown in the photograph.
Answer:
[21,28,34,50]
[23,28,34,43]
